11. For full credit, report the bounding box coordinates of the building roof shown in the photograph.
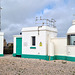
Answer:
[22,26,57,33]
[67,20,75,35]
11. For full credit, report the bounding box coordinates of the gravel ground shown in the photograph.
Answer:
[0,55,75,75]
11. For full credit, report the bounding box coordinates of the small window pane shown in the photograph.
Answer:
[70,35,75,45]
[67,35,70,45]
[68,34,75,45]
[32,36,35,46]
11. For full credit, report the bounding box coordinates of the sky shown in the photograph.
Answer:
[1,0,75,43]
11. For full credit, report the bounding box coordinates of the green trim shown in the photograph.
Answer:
[22,54,54,61]
[13,53,75,62]
[67,56,75,62]
[54,55,66,60]
[0,54,4,57]
[30,47,36,49]
[13,53,16,57]
[54,55,75,62]
[50,56,55,60]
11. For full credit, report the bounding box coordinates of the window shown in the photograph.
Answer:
[70,35,75,45]
[67,35,70,45]
[32,36,36,46]
[67,34,75,45]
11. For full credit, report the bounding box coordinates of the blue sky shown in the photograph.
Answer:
[1,0,75,42]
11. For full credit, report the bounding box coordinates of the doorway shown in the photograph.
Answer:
[16,38,22,57]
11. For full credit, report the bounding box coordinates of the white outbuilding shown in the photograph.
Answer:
[13,26,57,60]
[13,19,75,62]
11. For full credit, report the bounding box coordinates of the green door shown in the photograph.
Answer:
[16,38,22,56]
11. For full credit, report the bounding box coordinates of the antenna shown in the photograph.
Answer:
[40,16,42,20]
[35,17,38,21]
[73,14,75,16]
[0,0,2,31]
[35,16,56,27]
[51,18,56,27]
[73,14,75,19]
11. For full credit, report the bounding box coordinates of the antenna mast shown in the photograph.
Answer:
[73,14,75,19]
[35,16,56,27]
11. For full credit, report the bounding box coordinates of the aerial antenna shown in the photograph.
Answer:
[51,18,56,27]
[73,14,75,16]
[35,16,56,27]
[35,17,38,21]
[40,16,42,20]
[73,14,75,19]
[0,0,2,31]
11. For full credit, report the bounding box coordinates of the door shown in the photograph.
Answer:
[16,38,22,56]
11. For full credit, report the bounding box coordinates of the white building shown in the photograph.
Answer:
[13,20,75,62]
[67,20,75,61]
[0,32,4,56]
[13,26,57,60]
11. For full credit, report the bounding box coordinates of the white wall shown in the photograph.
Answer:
[51,38,67,56]
[22,26,57,56]
[0,32,4,54]
[46,30,57,55]
[22,31,47,55]
[67,46,75,57]
[13,37,16,54]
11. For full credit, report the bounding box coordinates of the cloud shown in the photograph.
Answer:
[1,0,75,42]
[40,0,75,37]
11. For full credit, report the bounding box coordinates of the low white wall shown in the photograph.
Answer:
[13,37,16,54]
[51,38,67,56]
[67,45,75,57]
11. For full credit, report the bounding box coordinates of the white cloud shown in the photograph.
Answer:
[1,0,75,42]
[41,0,75,37]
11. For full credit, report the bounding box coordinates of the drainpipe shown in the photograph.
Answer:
[48,38,54,61]
[38,26,42,35]
[49,56,50,61]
